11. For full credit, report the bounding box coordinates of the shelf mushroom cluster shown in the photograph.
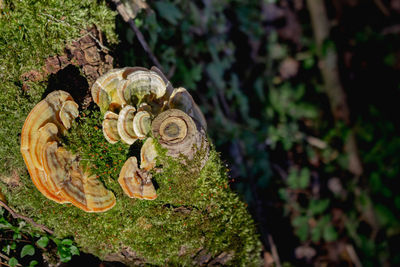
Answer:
[92,66,208,201]
[20,91,116,212]
[20,66,208,212]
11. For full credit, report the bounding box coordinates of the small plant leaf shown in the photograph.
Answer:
[21,244,35,258]
[299,168,310,189]
[36,236,49,248]
[29,260,38,267]
[309,199,330,216]
[8,257,18,267]
[70,245,79,256]
[154,1,182,25]
[61,239,73,246]
[58,245,72,262]
[323,225,338,242]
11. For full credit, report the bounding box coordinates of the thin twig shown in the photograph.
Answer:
[41,13,110,51]
[345,244,362,267]
[112,0,163,71]
[0,238,30,243]
[0,254,9,262]
[87,32,110,52]
[0,261,11,267]
[0,200,54,235]
[0,252,21,267]
[373,0,390,16]
[267,234,281,267]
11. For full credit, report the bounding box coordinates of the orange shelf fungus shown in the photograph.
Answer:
[117,105,139,144]
[140,137,157,171]
[89,66,210,201]
[133,110,151,139]
[59,100,79,129]
[102,111,120,144]
[21,91,116,212]
[91,68,127,112]
[118,157,157,200]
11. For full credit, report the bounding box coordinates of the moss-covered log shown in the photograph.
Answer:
[0,1,261,265]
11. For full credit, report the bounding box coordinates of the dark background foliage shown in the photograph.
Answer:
[118,0,400,265]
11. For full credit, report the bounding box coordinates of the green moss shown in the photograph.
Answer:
[0,0,116,176]
[2,106,261,265]
[0,1,261,265]
[65,110,262,264]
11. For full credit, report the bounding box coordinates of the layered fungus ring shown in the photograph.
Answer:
[159,116,188,143]
[21,66,208,211]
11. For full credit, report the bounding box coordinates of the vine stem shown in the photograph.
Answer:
[0,200,54,235]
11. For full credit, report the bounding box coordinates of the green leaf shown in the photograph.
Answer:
[287,168,299,189]
[58,244,72,261]
[309,199,330,216]
[36,236,49,248]
[70,245,79,256]
[292,216,309,241]
[58,250,72,262]
[323,225,338,242]
[311,223,322,242]
[2,245,10,254]
[278,188,288,201]
[303,57,315,69]
[8,257,18,267]
[154,1,182,25]
[13,232,21,240]
[61,239,73,246]
[298,168,310,189]
[29,260,38,267]
[374,204,397,227]
[21,244,35,258]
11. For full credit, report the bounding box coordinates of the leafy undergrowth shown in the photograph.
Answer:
[0,207,80,266]
[119,0,400,266]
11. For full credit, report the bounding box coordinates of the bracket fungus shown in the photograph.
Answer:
[102,111,120,144]
[118,68,168,106]
[21,91,116,212]
[169,87,207,131]
[140,138,157,171]
[91,68,127,112]
[88,66,210,201]
[152,109,208,160]
[117,105,139,144]
[118,157,157,200]
[133,110,151,139]
[59,100,79,129]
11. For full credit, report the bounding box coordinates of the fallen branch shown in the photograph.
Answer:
[0,200,54,235]
[112,0,163,72]
[306,0,363,176]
